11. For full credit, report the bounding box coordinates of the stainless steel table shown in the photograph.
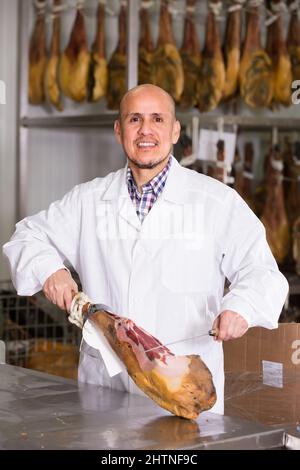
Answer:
[0,364,284,450]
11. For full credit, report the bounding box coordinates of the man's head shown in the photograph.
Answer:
[114,84,181,170]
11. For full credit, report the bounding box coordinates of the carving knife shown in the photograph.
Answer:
[144,329,219,353]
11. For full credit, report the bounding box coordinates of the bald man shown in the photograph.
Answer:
[3,85,288,415]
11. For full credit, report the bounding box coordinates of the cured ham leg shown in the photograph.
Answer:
[287,0,300,81]
[239,142,256,212]
[88,1,108,102]
[107,1,127,110]
[266,0,292,107]
[138,3,154,85]
[239,1,273,108]
[213,139,226,183]
[223,0,243,101]
[70,293,216,420]
[59,7,90,102]
[45,0,63,111]
[180,0,201,108]
[153,0,184,102]
[28,1,47,105]
[261,144,290,264]
[197,0,225,112]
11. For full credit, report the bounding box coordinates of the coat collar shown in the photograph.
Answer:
[102,156,187,204]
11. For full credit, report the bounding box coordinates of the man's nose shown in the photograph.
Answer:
[138,119,152,134]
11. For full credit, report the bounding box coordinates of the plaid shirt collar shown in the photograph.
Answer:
[126,156,172,221]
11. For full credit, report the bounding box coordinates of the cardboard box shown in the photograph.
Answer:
[224,324,300,426]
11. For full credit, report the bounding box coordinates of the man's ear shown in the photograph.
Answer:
[114,120,122,144]
[172,119,181,144]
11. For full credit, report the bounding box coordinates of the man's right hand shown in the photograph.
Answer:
[43,269,78,312]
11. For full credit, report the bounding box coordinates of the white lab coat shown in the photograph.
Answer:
[3,156,289,414]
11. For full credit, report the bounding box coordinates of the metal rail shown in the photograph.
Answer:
[20,113,300,130]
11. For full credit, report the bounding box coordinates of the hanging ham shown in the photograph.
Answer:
[88,2,108,102]
[180,0,201,108]
[107,2,127,110]
[266,0,292,107]
[138,3,154,85]
[59,7,90,102]
[260,144,290,264]
[293,216,300,275]
[197,0,225,112]
[45,0,63,111]
[287,0,300,81]
[223,0,243,101]
[28,1,47,105]
[284,140,300,225]
[239,142,256,212]
[239,1,273,108]
[212,139,227,182]
[152,0,184,102]
[69,293,216,420]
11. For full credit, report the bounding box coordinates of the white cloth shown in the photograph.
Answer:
[2,156,289,415]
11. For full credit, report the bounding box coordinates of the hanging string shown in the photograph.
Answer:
[288,0,298,11]
[269,1,287,13]
[243,171,254,180]
[76,0,85,10]
[208,1,223,17]
[140,0,154,9]
[34,0,47,15]
[247,0,263,8]
[186,4,196,14]
[270,159,284,172]
[228,0,246,13]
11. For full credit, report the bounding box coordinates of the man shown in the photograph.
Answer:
[3,84,288,414]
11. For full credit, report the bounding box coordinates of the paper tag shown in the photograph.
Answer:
[262,360,283,388]
[82,319,124,377]
[197,129,237,165]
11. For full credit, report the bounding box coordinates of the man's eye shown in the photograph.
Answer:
[129,116,140,122]
[154,117,163,122]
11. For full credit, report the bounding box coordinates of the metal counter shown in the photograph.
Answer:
[0,364,284,450]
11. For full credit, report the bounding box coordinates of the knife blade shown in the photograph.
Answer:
[144,328,219,353]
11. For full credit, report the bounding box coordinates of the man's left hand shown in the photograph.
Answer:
[212,310,248,342]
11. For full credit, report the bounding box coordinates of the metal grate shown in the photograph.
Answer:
[0,281,81,379]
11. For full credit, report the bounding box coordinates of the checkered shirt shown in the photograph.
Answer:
[126,157,172,223]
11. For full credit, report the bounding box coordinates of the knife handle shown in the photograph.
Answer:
[208,328,219,337]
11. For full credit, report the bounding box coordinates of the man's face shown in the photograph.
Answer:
[114,88,181,169]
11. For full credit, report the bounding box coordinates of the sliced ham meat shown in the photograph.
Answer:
[88,1,108,102]
[223,0,243,101]
[266,0,292,107]
[107,2,127,110]
[28,1,47,105]
[138,3,154,85]
[153,0,184,102]
[287,0,300,81]
[59,7,90,102]
[45,0,63,111]
[239,2,273,108]
[70,293,216,420]
[197,0,225,112]
[260,144,290,264]
[180,0,201,108]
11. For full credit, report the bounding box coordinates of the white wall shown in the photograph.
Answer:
[0,0,18,281]
[26,128,126,216]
